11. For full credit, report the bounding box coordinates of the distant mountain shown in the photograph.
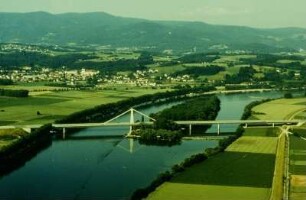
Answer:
[0,12,306,52]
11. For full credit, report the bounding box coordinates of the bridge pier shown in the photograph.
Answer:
[272,123,275,128]
[217,124,220,135]
[189,124,192,135]
[63,128,66,139]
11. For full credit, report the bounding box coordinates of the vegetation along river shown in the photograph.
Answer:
[0,90,300,199]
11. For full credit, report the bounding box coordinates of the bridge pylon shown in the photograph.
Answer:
[104,108,156,136]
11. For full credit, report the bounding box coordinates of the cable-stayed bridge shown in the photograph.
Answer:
[1,108,305,137]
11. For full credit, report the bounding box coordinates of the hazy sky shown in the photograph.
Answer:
[1,0,306,28]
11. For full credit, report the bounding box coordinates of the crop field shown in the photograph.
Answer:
[243,127,280,137]
[289,130,306,200]
[148,136,277,200]
[213,55,256,63]
[226,136,277,154]
[252,98,306,120]
[0,88,167,125]
[151,64,186,75]
[294,110,306,120]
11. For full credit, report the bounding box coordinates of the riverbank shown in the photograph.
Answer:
[0,124,52,175]
[2,85,257,155]
[147,134,279,200]
[144,96,306,200]
[0,89,303,199]
[0,86,216,175]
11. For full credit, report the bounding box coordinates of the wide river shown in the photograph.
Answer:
[0,91,298,199]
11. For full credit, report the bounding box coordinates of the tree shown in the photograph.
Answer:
[284,92,293,99]
[137,52,154,67]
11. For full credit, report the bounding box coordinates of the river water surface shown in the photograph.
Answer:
[0,91,296,199]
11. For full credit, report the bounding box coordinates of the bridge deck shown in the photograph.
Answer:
[0,120,304,130]
[174,120,303,125]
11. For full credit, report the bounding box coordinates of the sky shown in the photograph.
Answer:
[1,0,306,28]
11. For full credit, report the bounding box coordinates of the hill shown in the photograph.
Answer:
[0,12,306,52]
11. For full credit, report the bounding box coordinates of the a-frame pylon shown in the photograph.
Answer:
[104,108,155,136]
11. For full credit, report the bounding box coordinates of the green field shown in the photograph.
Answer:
[148,136,277,200]
[252,98,306,120]
[243,127,280,137]
[250,97,306,200]
[0,88,167,125]
[289,129,306,200]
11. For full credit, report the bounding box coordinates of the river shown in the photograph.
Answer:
[0,90,298,199]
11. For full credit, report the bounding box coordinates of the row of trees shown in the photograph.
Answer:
[174,65,225,77]
[57,86,215,124]
[240,54,304,69]
[177,53,220,63]
[0,89,29,97]
[0,51,96,69]
[152,95,220,123]
[131,95,221,142]
[0,79,13,85]
[224,66,256,84]
[0,51,153,72]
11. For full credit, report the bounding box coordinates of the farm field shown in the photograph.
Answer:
[148,136,278,200]
[243,127,279,137]
[251,97,306,200]
[252,98,306,120]
[0,88,167,125]
[289,129,306,200]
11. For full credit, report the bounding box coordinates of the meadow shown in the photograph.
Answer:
[251,98,306,200]
[0,87,168,125]
[252,98,306,120]
[289,130,306,200]
[243,127,279,137]
[148,136,278,200]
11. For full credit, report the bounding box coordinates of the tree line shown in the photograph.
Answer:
[56,86,215,124]
[0,89,29,97]
[131,95,220,145]
[177,52,220,63]
[174,65,225,77]
[0,51,153,73]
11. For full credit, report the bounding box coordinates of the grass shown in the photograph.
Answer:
[290,134,306,176]
[289,132,306,200]
[226,136,278,154]
[0,88,168,125]
[269,132,286,200]
[252,98,306,120]
[0,129,27,149]
[148,136,277,200]
[243,127,280,137]
[151,64,186,75]
[149,183,270,200]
